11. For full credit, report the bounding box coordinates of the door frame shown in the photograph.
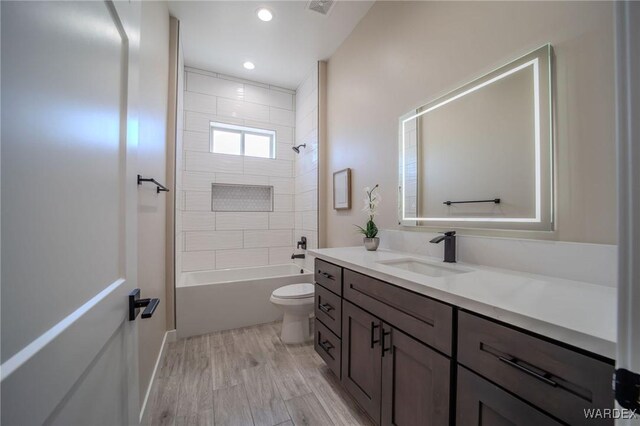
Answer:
[614,0,640,422]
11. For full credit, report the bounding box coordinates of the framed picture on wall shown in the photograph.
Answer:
[333,168,351,210]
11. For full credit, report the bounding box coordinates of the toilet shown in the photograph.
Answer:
[270,283,315,344]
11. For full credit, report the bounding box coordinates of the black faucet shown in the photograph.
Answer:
[291,253,306,260]
[430,231,456,263]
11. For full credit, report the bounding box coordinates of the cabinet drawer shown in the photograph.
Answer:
[457,367,562,426]
[315,258,343,296]
[315,283,342,337]
[314,318,341,378]
[458,312,614,426]
[343,269,452,355]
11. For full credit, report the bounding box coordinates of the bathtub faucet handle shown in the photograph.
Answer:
[291,253,306,260]
[297,236,307,250]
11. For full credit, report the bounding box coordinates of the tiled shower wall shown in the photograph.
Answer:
[177,67,297,273]
[294,65,319,252]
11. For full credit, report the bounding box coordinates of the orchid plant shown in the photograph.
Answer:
[355,184,381,238]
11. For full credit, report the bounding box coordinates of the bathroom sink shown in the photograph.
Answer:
[376,258,471,277]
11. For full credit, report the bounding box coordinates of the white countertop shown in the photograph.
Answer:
[308,247,617,359]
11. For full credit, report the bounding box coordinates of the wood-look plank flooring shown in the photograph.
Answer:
[148,322,373,426]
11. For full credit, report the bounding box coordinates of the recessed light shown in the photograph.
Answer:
[257,8,273,22]
[243,61,255,70]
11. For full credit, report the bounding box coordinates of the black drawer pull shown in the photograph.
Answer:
[319,340,334,352]
[318,303,334,313]
[318,270,335,280]
[381,328,392,357]
[498,356,558,387]
[370,321,381,348]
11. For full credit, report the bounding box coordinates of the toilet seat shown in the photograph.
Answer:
[271,283,314,300]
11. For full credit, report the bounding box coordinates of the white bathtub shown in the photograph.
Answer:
[176,264,313,338]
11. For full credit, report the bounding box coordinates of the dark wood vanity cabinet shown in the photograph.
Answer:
[381,323,450,426]
[315,258,343,295]
[314,318,341,378]
[457,367,562,426]
[342,300,450,426]
[343,269,452,355]
[458,311,614,426]
[316,257,452,426]
[313,258,614,426]
[314,283,341,336]
[342,301,383,424]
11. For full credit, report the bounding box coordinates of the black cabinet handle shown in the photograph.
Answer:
[318,270,335,280]
[318,303,334,314]
[319,340,334,353]
[381,328,392,357]
[370,321,381,348]
[498,356,558,387]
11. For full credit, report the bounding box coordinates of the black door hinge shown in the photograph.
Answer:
[614,368,640,410]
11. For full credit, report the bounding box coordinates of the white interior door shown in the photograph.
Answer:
[1,1,142,424]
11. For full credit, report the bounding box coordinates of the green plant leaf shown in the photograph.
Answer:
[354,225,367,235]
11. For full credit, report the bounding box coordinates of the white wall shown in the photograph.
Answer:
[325,1,616,245]
[177,68,298,272]
[295,64,320,253]
[137,0,169,407]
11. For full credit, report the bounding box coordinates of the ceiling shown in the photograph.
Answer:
[168,1,374,89]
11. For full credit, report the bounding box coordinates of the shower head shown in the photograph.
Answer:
[292,144,306,154]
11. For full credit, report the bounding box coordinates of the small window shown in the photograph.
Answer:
[211,122,276,159]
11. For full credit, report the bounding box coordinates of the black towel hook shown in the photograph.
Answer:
[137,174,169,194]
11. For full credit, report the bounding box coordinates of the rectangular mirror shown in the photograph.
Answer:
[399,45,553,231]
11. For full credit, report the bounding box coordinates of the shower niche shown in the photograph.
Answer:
[211,183,274,212]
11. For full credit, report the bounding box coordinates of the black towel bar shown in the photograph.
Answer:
[444,198,500,206]
[137,174,169,193]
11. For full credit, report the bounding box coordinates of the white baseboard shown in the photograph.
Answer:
[139,329,177,424]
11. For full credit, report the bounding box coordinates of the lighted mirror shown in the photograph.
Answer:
[399,45,553,231]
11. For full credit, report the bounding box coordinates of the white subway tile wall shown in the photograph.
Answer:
[182,251,217,272]
[295,65,319,252]
[216,248,270,269]
[177,68,300,271]
[243,229,294,249]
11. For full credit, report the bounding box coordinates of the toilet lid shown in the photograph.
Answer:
[272,283,314,299]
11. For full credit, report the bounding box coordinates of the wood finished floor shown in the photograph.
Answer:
[147,321,374,426]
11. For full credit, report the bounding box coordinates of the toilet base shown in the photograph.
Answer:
[280,312,311,344]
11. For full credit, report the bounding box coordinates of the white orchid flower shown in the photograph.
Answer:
[356,184,381,239]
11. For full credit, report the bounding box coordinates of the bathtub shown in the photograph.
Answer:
[176,264,313,338]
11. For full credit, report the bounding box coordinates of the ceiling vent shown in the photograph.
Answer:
[307,0,335,16]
